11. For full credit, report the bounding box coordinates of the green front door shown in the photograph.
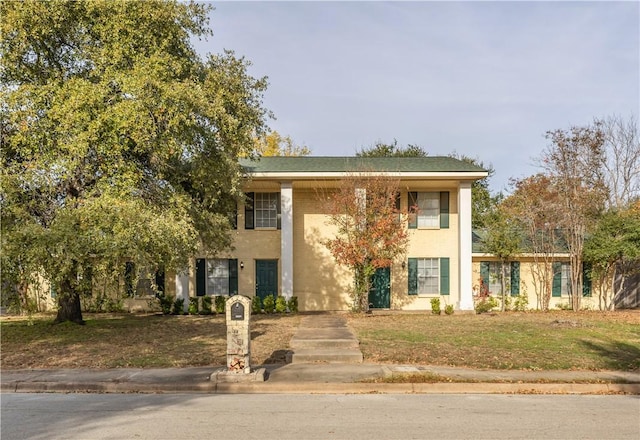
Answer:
[255,260,278,301]
[369,267,391,309]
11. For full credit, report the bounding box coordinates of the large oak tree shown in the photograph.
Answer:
[1,1,270,323]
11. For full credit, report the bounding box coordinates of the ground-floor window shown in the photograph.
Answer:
[408,257,450,295]
[196,258,238,296]
[479,261,520,296]
[552,262,591,297]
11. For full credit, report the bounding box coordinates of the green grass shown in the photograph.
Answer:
[348,311,640,371]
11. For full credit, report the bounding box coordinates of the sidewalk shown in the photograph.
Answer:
[2,313,639,395]
[2,364,639,394]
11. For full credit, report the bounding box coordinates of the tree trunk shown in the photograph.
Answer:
[54,276,85,325]
[500,261,507,312]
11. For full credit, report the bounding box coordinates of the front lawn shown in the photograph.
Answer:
[348,311,640,371]
[1,310,638,371]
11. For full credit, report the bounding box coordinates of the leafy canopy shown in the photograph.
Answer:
[1,0,270,322]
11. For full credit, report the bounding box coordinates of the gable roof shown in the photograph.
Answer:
[241,156,488,180]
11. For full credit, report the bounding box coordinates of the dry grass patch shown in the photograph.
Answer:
[348,310,640,371]
[1,313,301,369]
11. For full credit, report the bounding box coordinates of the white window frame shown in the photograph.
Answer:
[417,258,439,295]
[560,262,572,297]
[417,192,439,228]
[487,262,511,296]
[254,192,278,229]
[207,259,230,296]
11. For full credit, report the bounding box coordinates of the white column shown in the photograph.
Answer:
[280,182,293,299]
[175,271,190,313]
[458,181,474,310]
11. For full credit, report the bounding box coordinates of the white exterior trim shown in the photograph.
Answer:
[458,181,474,310]
[280,182,294,300]
[250,171,488,180]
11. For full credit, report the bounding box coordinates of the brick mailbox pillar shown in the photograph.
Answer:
[225,295,252,374]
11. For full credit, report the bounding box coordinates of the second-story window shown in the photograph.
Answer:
[245,192,281,230]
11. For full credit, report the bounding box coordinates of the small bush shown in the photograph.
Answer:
[444,304,454,315]
[251,296,262,314]
[555,302,573,311]
[512,292,529,312]
[188,297,199,315]
[158,293,174,315]
[200,296,212,315]
[475,296,499,314]
[275,295,287,313]
[287,296,298,313]
[172,297,184,315]
[214,296,226,314]
[430,297,441,315]
[263,295,275,314]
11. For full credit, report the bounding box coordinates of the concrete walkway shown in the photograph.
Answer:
[289,314,363,363]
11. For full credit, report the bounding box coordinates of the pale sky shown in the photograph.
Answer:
[194,1,640,193]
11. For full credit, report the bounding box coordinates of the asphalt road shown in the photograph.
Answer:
[2,393,639,440]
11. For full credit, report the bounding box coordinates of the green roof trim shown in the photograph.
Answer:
[240,156,486,174]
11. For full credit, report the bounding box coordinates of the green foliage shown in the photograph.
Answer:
[262,295,275,314]
[200,296,212,315]
[251,296,262,314]
[188,297,199,315]
[430,297,441,315]
[444,304,454,315]
[158,293,174,315]
[356,139,428,158]
[555,302,573,311]
[275,295,287,313]
[475,296,499,314]
[172,297,184,315]
[512,292,529,312]
[287,296,298,313]
[0,0,270,324]
[214,296,226,314]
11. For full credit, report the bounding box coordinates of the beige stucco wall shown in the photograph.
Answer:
[398,185,460,311]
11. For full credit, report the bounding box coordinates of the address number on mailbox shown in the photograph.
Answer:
[231,302,245,320]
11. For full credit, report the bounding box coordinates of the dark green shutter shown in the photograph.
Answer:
[440,192,449,229]
[231,202,238,230]
[50,283,56,298]
[244,192,254,230]
[510,261,520,296]
[125,262,135,297]
[408,192,418,229]
[276,192,281,230]
[480,261,490,289]
[552,262,562,297]
[229,259,238,296]
[408,258,418,295]
[196,258,206,297]
[440,257,450,295]
[155,267,165,295]
[582,262,592,297]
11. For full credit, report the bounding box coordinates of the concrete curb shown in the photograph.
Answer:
[3,380,638,395]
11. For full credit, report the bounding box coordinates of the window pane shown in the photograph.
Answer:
[417,192,439,228]
[207,259,229,295]
[255,192,278,228]
[417,258,439,294]
[561,263,571,296]
[488,262,510,295]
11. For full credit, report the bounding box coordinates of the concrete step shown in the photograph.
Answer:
[290,348,364,364]
[290,338,359,349]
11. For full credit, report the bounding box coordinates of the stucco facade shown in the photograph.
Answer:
[177,157,487,312]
